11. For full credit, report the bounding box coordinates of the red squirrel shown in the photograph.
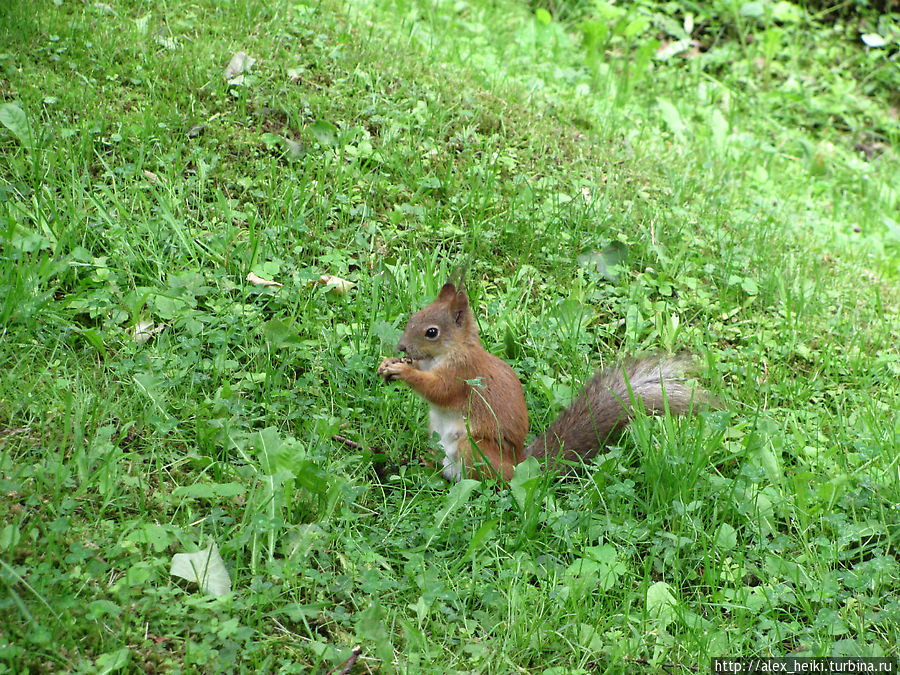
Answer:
[377,282,705,481]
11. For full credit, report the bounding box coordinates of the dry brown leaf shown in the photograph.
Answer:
[246,272,283,288]
[318,274,354,295]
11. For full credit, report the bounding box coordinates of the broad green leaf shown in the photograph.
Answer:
[357,601,387,643]
[254,426,285,475]
[462,518,497,560]
[592,545,625,589]
[416,176,442,190]
[0,524,21,551]
[772,1,803,22]
[710,108,728,152]
[535,8,551,25]
[309,119,339,148]
[740,2,765,18]
[714,523,737,550]
[816,474,849,509]
[581,20,610,50]
[434,479,480,528]
[510,456,541,512]
[81,329,107,358]
[260,131,281,148]
[564,557,602,588]
[657,98,685,141]
[124,523,179,553]
[565,544,626,591]
[739,486,777,537]
[87,600,123,620]
[356,602,393,673]
[575,623,604,651]
[95,648,130,674]
[623,16,649,39]
[294,460,329,496]
[646,581,677,629]
[262,317,301,349]
[593,2,624,20]
[358,601,387,641]
[883,215,900,244]
[0,103,33,150]
[750,442,783,484]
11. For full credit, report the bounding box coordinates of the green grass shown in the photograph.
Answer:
[1,0,898,672]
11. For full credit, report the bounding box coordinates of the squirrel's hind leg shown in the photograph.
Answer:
[463,438,518,482]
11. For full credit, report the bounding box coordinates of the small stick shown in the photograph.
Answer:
[332,434,363,450]
[331,434,415,482]
[325,645,362,675]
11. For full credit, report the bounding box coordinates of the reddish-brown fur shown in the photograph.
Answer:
[377,283,527,480]
[378,283,704,481]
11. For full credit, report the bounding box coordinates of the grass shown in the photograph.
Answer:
[1,0,899,672]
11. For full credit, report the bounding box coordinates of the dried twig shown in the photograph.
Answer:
[325,645,362,675]
[332,434,363,450]
[332,434,416,483]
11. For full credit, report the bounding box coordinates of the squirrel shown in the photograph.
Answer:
[377,282,706,482]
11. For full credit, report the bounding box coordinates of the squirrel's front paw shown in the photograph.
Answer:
[377,357,411,382]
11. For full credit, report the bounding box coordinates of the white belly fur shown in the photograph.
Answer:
[429,405,466,482]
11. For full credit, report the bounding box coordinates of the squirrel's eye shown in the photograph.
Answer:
[425,327,439,339]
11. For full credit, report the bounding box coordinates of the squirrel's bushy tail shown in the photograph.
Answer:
[523,355,705,468]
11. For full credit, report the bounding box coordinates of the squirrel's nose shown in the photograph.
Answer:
[397,341,408,354]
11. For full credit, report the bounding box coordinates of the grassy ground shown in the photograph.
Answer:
[1,0,898,672]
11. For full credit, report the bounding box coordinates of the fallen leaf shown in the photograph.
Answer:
[246,272,283,288]
[132,320,164,345]
[580,187,592,204]
[656,38,692,61]
[155,35,177,50]
[143,169,164,184]
[224,51,255,80]
[93,2,117,15]
[318,274,354,295]
[861,33,887,48]
[170,542,231,597]
[284,137,304,159]
[577,242,629,281]
[134,13,151,35]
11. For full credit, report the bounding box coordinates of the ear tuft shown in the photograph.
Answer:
[437,283,457,301]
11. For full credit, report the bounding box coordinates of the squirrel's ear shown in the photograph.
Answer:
[437,283,457,301]
[450,287,470,326]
